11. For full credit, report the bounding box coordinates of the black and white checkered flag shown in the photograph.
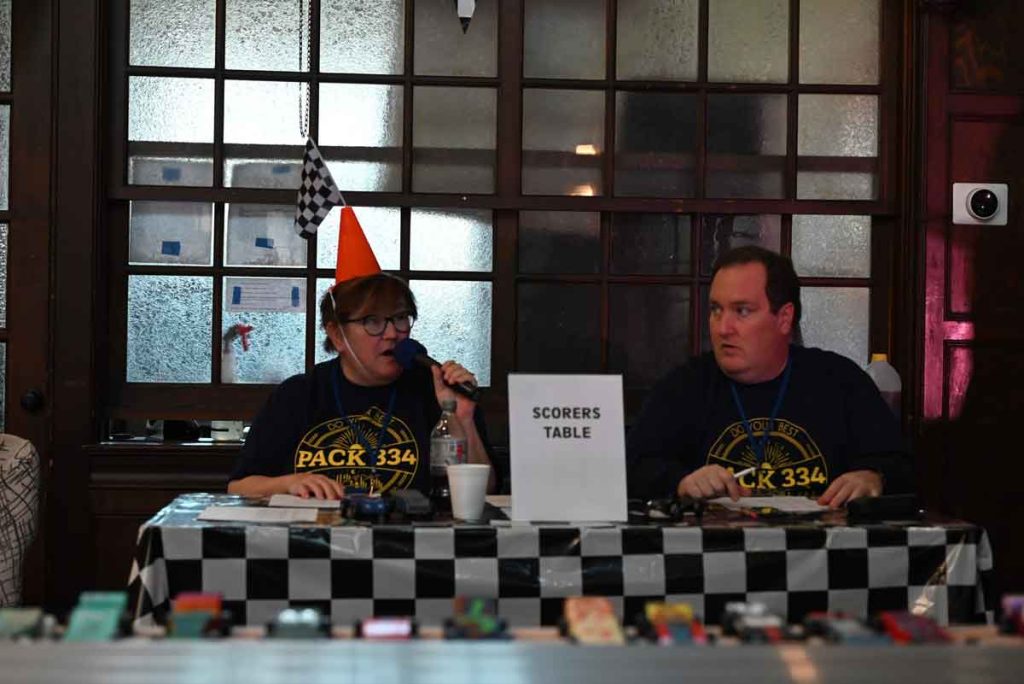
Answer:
[293,137,344,238]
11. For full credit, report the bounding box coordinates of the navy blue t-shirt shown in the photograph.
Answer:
[231,359,490,495]
[626,346,912,500]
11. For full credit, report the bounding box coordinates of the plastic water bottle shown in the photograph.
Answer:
[866,353,901,417]
[429,399,467,511]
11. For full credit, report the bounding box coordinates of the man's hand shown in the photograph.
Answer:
[677,465,752,501]
[816,470,882,509]
[286,473,344,500]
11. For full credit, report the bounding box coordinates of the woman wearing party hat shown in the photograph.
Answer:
[228,207,494,500]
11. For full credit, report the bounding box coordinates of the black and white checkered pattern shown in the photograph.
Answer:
[128,497,994,629]
[293,137,343,238]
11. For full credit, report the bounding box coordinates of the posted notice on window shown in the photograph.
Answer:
[508,374,627,522]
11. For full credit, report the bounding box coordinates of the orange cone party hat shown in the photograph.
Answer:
[335,206,381,284]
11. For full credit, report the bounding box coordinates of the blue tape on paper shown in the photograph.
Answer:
[254,237,274,249]
[161,166,181,182]
[272,164,290,175]
[232,286,242,305]
[161,241,181,256]
[291,286,301,307]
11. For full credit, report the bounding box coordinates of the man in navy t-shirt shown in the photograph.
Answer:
[626,246,911,508]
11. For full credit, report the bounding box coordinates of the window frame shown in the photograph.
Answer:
[103,0,904,433]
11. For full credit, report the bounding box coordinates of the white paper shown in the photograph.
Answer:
[708,496,830,514]
[224,277,305,313]
[268,494,342,509]
[508,374,628,522]
[197,505,318,523]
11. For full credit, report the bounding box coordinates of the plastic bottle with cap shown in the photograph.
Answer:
[866,353,901,417]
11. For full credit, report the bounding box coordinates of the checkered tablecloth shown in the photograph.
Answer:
[128,494,994,628]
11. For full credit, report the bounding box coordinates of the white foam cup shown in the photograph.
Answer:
[446,464,490,520]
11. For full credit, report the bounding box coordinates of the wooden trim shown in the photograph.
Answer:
[49,0,103,611]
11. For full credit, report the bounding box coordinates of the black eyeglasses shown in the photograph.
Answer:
[341,312,415,336]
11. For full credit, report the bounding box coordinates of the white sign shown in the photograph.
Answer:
[225,277,305,313]
[508,374,628,522]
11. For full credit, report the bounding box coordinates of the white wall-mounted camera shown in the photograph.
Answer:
[952,182,1008,226]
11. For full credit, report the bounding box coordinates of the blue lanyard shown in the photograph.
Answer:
[729,359,792,467]
[331,365,398,483]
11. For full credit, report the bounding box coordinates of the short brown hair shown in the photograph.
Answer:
[320,273,418,353]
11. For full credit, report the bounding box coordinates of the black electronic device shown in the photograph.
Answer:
[628,496,704,523]
[846,494,922,523]
[392,489,433,518]
[394,338,481,401]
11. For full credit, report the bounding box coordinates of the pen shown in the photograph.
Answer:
[733,466,756,480]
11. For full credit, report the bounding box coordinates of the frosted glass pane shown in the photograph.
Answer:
[224,80,305,188]
[410,209,493,272]
[321,0,404,75]
[129,157,214,187]
[0,223,6,326]
[315,277,337,365]
[130,0,215,68]
[129,201,214,266]
[127,276,212,383]
[415,0,497,77]
[800,0,879,85]
[225,0,300,71]
[413,87,496,194]
[0,0,9,90]
[315,278,335,366]
[523,89,604,196]
[792,215,871,278]
[518,283,600,373]
[128,77,214,185]
[609,285,689,388]
[798,95,878,200]
[524,0,605,79]
[708,0,788,83]
[801,287,869,367]
[700,215,781,274]
[0,105,7,209]
[225,204,307,267]
[615,92,696,197]
[223,277,306,384]
[409,280,492,386]
[799,95,878,157]
[797,172,875,201]
[616,0,699,81]
[225,81,305,145]
[320,83,403,193]
[129,77,214,142]
[610,214,691,275]
[519,211,600,274]
[707,94,787,199]
[0,341,4,431]
[316,206,400,271]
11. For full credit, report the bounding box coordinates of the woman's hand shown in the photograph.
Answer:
[431,360,478,420]
[285,473,344,500]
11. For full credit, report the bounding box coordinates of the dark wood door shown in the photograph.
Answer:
[919,2,1024,596]
[3,0,54,604]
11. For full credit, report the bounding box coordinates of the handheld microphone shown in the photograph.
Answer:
[394,338,482,402]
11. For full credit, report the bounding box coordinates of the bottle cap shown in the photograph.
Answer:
[870,353,888,363]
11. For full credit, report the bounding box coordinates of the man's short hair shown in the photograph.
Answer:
[712,246,802,328]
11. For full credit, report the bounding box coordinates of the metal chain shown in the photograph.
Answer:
[298,0,312,139]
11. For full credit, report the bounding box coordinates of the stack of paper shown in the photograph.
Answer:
[197,506,318,524]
